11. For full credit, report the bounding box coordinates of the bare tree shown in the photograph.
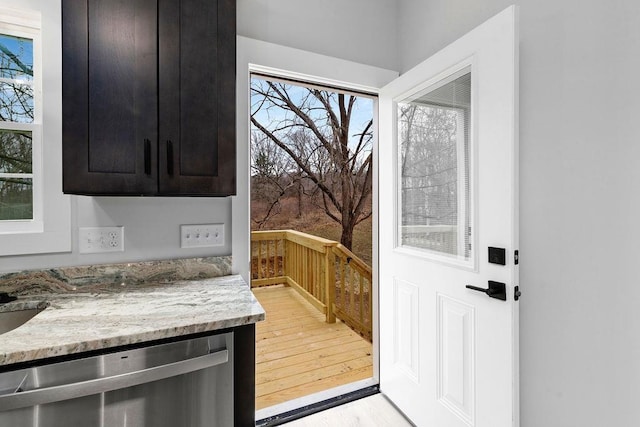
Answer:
[250,130,302,228]
[399,104,459,226]
[0,37,34,220]
[251,79,372,250]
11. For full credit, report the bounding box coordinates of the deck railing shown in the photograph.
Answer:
[251,230,373,341]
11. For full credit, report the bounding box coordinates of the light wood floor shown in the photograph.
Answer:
[253,285,373,410]
[280,394,413,426]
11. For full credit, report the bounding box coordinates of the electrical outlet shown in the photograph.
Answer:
[181,224,224,248]
[79,227,124,253]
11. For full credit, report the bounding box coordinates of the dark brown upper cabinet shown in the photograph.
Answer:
[62,0,236,196]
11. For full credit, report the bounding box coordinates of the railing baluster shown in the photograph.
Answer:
[266,239,271,279]
[257,241,263,280]
[299,245,303,291]
[292,241,296,283]
[349,264,355,316]
[316,251,321,303]
[325,246,336,323]
[312,251,317,301]
[300,246,305,292]
[340,258,346,310]
[276,238,281,276]
[318,251,322,302]
[280,238,284,277]
[308,248,313,295]
[359,274,364,325]
[251,239,255,279]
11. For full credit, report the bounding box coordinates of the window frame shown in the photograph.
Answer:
[393,64,476,271]
[0,20,42,232]
[0,5,70,256]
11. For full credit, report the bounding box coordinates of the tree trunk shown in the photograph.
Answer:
[297,179,303,218]
[340,222,355,250]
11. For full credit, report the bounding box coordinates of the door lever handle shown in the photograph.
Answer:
[466,281,507,301]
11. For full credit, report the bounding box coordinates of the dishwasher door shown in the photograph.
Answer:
[0,332,233,427]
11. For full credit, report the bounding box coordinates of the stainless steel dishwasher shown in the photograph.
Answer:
[0,332,233,427]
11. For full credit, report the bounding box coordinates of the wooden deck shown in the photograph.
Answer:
[253,285,373,410]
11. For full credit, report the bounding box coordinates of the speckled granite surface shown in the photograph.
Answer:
[0,258,264,367]
[0,256,232,295]
[0,275,265,366]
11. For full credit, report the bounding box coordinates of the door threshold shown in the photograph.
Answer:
[256,385,379,427]
[256,378,378,420]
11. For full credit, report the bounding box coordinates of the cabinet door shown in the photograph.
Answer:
[158,0,236,196]
[63,0,158,195]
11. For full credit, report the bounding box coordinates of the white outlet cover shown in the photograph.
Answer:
[79,226,124,254]
[181,224,224,248]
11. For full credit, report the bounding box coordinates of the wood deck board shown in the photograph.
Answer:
[257,348,372,385]
[257,327,357,350]
[256,366,373,410]
[257,333,367,362]
[256,339,372,374]
[253,285,373,410]
[256,323,344,341]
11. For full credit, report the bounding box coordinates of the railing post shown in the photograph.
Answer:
[324,244,336,323]
[286,235,290,282]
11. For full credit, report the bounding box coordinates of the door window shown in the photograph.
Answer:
[397,67,472,264]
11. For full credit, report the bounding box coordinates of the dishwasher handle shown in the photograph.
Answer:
[0,349,228,411]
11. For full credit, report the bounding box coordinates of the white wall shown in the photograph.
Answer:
[398,0,640,426]
[237,0,398,71]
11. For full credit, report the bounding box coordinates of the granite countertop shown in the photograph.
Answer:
[0,275,265,367]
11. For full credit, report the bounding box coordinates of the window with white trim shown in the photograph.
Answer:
[0,5,70,256]
[0,11,41,233]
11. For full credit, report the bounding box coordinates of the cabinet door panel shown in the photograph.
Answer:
[159,0,236,196]
[180,0,218,177]
[88,0,136,174]
[63,0,158,195]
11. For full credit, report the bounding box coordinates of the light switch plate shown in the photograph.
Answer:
[79,226,124,253]
[181,224,224,248]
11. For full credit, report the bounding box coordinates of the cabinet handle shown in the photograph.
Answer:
[144,139,151,175]
[167,140,174,175]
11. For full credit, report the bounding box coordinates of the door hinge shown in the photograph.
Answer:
[514,250,519,265]
[514,285,521,301]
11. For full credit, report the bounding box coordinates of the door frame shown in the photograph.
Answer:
[234,35,398,419]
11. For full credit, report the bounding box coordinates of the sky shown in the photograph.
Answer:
[250,75,374,149]
[0,34,33,81]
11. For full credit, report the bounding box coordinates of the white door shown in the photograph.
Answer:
[379,6,519,427]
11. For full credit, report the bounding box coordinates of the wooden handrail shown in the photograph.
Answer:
[332,244,372,276]
[250,230,373,341]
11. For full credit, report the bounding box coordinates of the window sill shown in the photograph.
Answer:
[0,198,71,256]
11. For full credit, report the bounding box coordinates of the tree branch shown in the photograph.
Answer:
[251,115,343,213]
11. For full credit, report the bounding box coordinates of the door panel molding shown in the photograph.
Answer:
[393,278,420,382]
[437,293,475,425]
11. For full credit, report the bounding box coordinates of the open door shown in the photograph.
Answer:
[379,6,519,427]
